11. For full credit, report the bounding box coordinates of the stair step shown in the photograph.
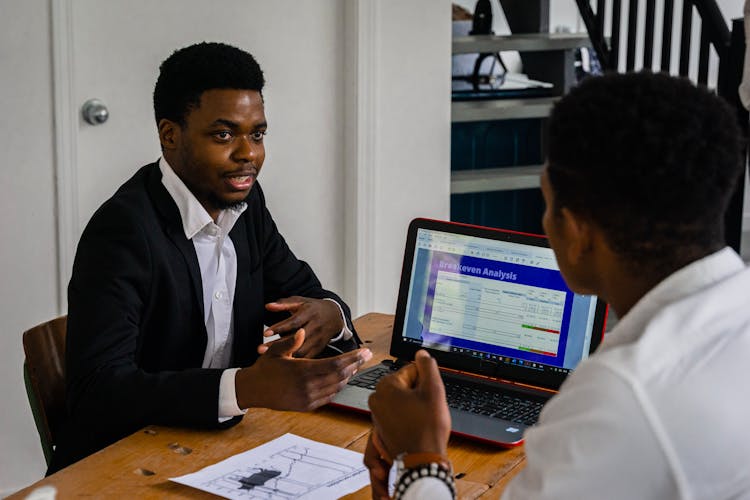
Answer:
[451,165,544,194]
[452,33,591,54]
[452,97,557,122]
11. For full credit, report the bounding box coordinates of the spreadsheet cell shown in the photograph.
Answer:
[429,271,566,356]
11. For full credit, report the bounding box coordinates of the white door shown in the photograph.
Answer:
[57,0,348,305]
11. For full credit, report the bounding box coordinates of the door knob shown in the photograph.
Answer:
[81,99,109,125]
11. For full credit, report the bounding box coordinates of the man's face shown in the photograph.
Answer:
[540,167,591,294]
[165,89,267,219]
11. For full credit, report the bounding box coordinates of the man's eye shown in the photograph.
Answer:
[214,131,232,141]
[251,130,266,141]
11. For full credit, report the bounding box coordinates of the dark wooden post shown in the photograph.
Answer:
[719,18,748,254]
[497,0,575,94]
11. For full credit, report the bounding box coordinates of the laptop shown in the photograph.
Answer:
[331,218,608,447]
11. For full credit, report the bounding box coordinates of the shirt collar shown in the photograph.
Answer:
[159,157,246,240]
[602,247,745,349]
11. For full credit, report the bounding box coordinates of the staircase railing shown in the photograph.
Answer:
[577,1,726,78]
[575,0,748,254]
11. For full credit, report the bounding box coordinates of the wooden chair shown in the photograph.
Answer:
[22,316,67,467]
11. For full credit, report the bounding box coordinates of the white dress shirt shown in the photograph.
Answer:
[403,248,750,499]
[159,158,351,419]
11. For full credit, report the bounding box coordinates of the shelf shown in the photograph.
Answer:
[451,165,544,194]
[452,97,557,122]
[452,33,591,54]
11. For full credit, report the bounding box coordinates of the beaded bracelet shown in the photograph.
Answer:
[393,461,456,499]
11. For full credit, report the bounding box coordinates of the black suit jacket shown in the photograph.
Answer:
[48,162,358,473]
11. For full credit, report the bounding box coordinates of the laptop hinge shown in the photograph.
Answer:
[440,366,557,395]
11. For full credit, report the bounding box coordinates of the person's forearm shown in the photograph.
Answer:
[399,477,455,500]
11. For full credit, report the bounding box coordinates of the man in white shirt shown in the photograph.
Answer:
[49,42,371,474]
[365,72,750,499]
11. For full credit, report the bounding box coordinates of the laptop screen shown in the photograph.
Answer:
[391,219,607,390]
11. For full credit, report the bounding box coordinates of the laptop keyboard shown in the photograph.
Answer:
[346,365,398,390]
[347,365,545,426]
[443,378,544,426]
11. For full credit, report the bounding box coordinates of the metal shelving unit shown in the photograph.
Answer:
[451,32,589,197]
[451,97,557,122]
[451,165,544,194]
[452,33,591,54]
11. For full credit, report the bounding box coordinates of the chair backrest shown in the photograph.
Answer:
[22,316,67,466]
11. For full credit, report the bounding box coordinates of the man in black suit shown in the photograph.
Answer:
[48,42,371,474]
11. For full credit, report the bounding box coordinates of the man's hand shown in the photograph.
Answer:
[363,430,392,500]
[236,329,372,411]
[260,296,345,358]
[368,350,451,458]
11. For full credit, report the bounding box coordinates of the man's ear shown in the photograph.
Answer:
[559,207,593,266]
[158,119,180,151]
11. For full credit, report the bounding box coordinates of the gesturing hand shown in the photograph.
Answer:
[236,329,372,412]
[260,296,345,358]
[367,350,451,459]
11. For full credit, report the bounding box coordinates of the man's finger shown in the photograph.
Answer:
[364,433,391,500]
[383,361,419,390]
[264,312,310,337]
[304,357,373,409]
[306,371,355,403]
[371,428,392,464]
[262,328,276,338]
[307,353,373,395]
[303,392,338,411]
[288,330,332,359]
[257,334,292,354]
[414,349,445,398]
[261,328,305,357]
[265,297,305,312]
[363,432,388,480]
[306,348,372,376]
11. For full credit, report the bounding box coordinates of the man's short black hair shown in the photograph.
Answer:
[153,41,265,126]
[547,72,744,269]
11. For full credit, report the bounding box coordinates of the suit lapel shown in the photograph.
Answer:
[145,163,205,320]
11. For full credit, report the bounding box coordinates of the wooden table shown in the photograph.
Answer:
[11,313,525,499]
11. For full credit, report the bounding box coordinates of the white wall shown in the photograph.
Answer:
[0,0,61,492]
[370,1,453,314]
[716,0,745,20]
[342,0,452,317]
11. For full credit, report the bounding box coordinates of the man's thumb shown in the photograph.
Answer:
[414,350,444,395]
[265,328,305,357]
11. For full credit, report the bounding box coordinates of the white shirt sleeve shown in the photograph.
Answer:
[401,477,454,499]
[501,361,677,500]
[218,368,247,421]
[323,298,353,343]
